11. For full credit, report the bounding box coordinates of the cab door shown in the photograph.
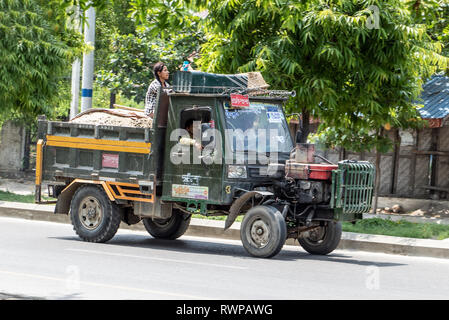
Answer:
[162,98,223,206]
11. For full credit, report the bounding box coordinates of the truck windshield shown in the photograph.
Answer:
[224,102,293,153]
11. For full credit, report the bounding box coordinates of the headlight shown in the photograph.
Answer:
[228,165,247,178]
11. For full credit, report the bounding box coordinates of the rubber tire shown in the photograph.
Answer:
[240,205,287,258]
[70,185,122,243]
[298,221,342,255]
[142,209,191,240]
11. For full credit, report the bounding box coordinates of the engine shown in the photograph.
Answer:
[283,143,337,204]
[295,180,330,203]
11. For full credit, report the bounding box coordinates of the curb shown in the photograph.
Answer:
[1,201,448,259]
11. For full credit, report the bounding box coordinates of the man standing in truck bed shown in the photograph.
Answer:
[145,62,170,117]
[145,62,171,180]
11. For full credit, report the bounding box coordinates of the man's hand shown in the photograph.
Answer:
[194,142,203,150]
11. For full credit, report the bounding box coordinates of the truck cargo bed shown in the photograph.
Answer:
[37,119,153,182]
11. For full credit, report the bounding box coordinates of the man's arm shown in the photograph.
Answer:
[144,86,153,116]
[180,137,202,150]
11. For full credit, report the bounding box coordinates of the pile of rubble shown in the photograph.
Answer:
[376,205,403,214]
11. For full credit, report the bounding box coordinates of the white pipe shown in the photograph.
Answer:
[70,5,82,120]
[70,59,81,119]
[80,4,95,113]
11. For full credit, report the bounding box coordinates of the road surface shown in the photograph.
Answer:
[0,216,448,300]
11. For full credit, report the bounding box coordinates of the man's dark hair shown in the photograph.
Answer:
[153,62,166,83]
[185,118,194,129]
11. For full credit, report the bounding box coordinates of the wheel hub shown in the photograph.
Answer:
[79,196,103,230]
[250,220,270,248]
[303,224,327,244]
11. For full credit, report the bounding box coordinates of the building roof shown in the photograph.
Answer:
[418,75,449,120]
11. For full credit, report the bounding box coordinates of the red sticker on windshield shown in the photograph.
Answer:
[230,94,250,107]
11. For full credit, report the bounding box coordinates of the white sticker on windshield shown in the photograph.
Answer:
[267,112,282,123]
[277,136,285,143]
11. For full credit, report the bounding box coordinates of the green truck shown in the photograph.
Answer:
[35,71,375,258]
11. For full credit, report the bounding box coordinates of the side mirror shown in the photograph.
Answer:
[295,130,302,144]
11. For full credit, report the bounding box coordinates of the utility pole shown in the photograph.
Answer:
[70,5,82,120]
[80,4,95,113]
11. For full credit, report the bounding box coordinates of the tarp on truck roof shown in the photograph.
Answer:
[172,71,269,94]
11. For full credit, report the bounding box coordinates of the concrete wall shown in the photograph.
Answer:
[0,121,25,172]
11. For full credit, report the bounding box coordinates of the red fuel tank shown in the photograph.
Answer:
[285,161,337,180]
[308,164,338,180]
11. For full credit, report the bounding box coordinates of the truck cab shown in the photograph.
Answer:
[159,92,294,212]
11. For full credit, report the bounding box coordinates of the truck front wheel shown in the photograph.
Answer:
[298,221,342,255]
[142,210,191,240]
[70,185,122,243]
[240,205,287,258]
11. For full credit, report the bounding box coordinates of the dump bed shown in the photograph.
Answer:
[37,117,153,183]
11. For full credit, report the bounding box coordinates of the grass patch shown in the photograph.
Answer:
[192,214,243,223]
[0,190,52,203]
[342,218,449,240]
[0,190,36,203]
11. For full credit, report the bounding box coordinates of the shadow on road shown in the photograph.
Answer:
[276,250,405,267]
[50,234,405,268]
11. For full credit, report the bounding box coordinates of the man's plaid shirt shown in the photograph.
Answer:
[145,79,170,115]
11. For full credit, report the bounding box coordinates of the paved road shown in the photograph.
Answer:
[0,216,448,300]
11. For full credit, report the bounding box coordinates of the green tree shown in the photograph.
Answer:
[191,0,446,150]
[95,10,204,105]
[130,0,447,147]
[0,0,84,123]
[409,0,449,68]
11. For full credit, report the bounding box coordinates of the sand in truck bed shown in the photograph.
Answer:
[69,108,153,128]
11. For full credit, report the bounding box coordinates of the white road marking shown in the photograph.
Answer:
[66,248,248,270]
[0,269,209,299]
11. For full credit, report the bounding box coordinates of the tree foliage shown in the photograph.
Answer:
[95,3,204,104]
[0,0,84,123]
[130,0,448,153]
[410,0,449,62]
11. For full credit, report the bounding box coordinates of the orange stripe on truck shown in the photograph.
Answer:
[46,135,151,154]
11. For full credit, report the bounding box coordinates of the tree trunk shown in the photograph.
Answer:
[372,127,384,214]
[300,108,310,143]
[110,91,116,109]
[372,150,381,214]
[22,127,31,171]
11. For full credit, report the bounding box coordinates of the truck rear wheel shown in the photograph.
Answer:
[298,221,342,255]
[70,185,122,243]
[142,210,191,240]
[240,205,287,258]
